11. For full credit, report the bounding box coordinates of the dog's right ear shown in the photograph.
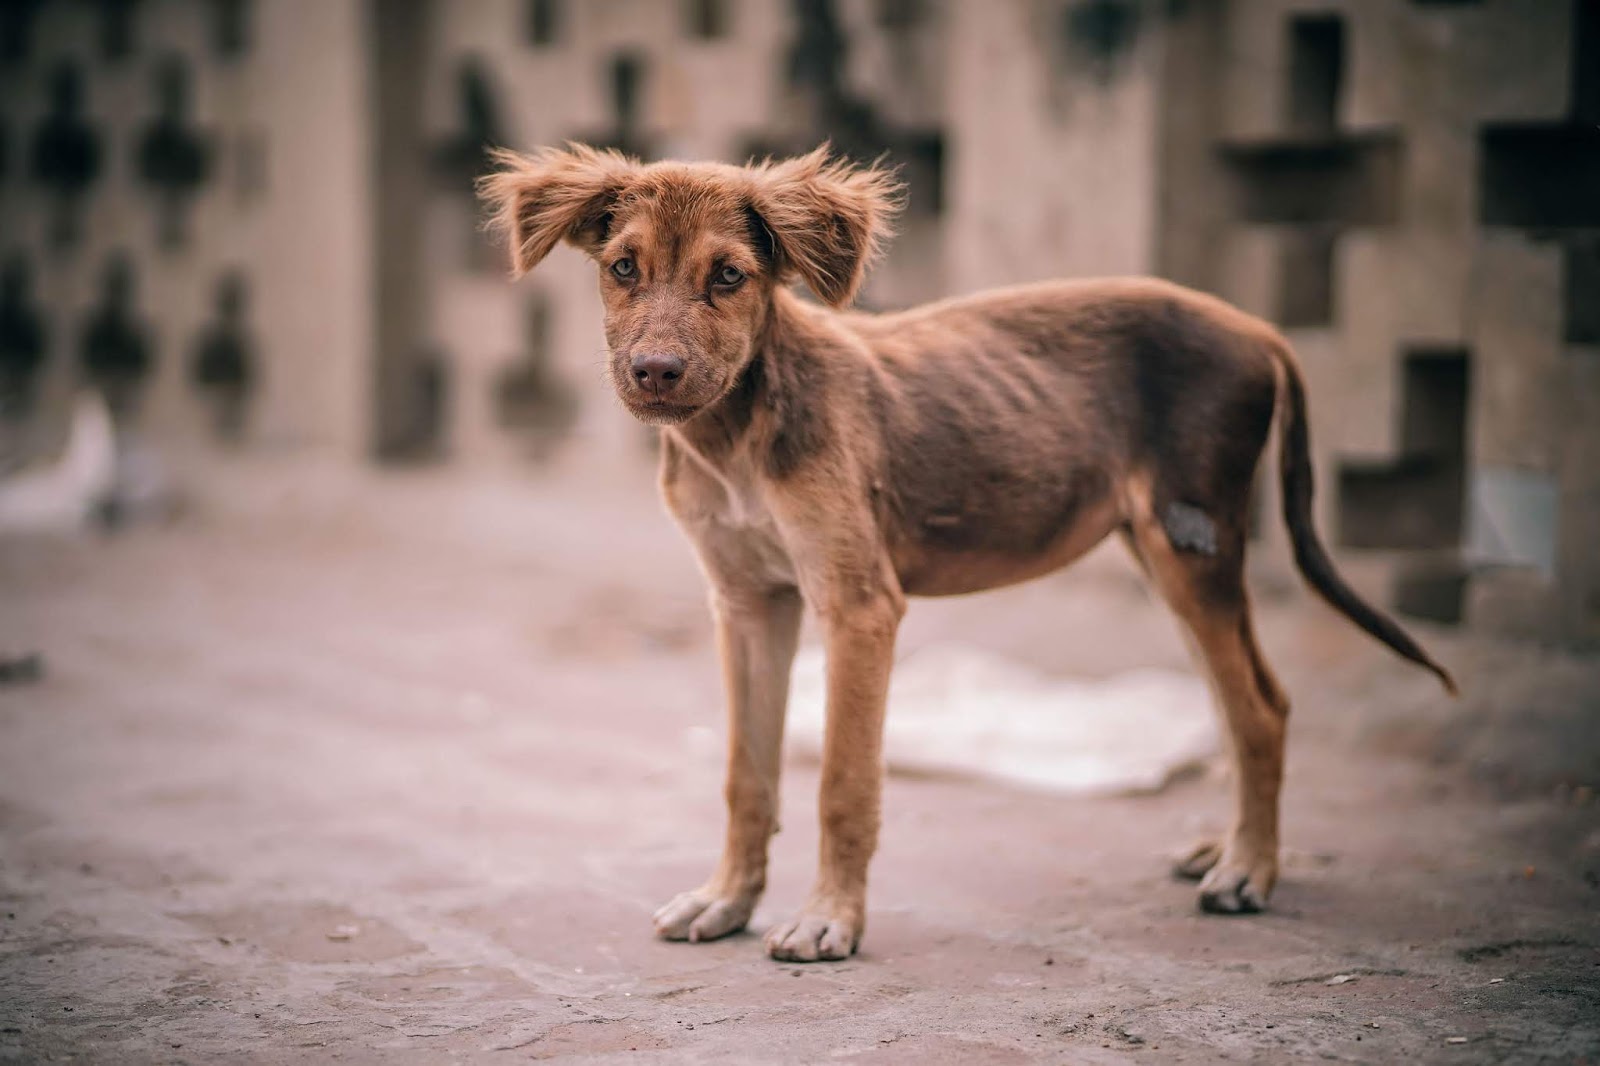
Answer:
[478,145,638,277]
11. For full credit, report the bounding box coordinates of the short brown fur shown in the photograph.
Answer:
[480,144,1455,962]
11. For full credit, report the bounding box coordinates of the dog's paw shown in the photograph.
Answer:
[652,888,756,943]
[764,907,861,962]
[1196,851,1277,915]
[1171,839,1223,881]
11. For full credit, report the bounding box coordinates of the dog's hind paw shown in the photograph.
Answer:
[764,908,860,962]
[652,888,755,943]
[1171,839,1223,881]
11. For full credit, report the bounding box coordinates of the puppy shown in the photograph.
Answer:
[480,144,1454,962]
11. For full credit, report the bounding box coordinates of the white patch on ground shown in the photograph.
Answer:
[0,393,114,532]
[787,643,1216,795]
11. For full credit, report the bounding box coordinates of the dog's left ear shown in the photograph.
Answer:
[749,146,904,307]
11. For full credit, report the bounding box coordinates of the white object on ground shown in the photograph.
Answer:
[787,643,1216,796]
[109,431,177,521]
[0,393,116,533]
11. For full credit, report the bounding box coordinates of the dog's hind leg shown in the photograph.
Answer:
[1123,480,1290,914]
[653,586,804,943]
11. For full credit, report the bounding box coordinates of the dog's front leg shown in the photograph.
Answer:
[765,587,903,962]
[653,585,803,943]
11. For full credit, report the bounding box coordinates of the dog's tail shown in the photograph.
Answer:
[1265,337,1458,695]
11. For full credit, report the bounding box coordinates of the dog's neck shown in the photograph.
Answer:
[665,287,836,475]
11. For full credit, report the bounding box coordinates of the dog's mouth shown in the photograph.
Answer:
[623,396,703,425]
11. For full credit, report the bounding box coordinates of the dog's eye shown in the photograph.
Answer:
[715,265,745,288]
[611,257,636,280]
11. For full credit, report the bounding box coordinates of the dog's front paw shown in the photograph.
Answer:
[1196,848,1277,914]
[652,888,757,943]
[764,904,861,962]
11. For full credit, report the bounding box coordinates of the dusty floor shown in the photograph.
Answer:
[1,459,1597,1064]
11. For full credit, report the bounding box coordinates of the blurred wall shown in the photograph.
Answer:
[1156,0,1598,643]
[0,0,372,459]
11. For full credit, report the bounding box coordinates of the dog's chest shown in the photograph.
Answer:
[664,448,798,589]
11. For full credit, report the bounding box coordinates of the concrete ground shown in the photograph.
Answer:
[1,459,1596,1064]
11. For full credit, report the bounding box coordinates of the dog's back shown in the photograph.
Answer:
[829,278,1278,596]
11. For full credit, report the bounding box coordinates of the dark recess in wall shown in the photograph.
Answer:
[1479,125,1600,229]
[1060,0,1142,84]
[1567,239,1600,346]
[1393,564,1469,625]
[1278,226,1336,327]
[1338,348,1469,551]
[1287,14,1342,135]
[1221,134,1402,226]
[757,0,945,217]
[496,292,578,459]
[527,0,560,45]
[1572,0,1598,123]
[686,0,730,39]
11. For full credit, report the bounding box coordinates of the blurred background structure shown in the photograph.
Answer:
[0,0,1596,643]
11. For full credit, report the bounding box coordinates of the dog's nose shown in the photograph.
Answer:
[631,352,685,395]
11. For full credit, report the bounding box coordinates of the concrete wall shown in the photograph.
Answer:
[0,0,372,461]
[946,0,1161,293]
[1158,0,1598,644]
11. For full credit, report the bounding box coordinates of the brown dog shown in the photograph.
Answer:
[480,144,1454,963]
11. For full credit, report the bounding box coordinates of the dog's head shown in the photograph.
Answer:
[479,144,902,425]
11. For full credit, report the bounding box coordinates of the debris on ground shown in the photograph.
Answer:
[0,652,43,685]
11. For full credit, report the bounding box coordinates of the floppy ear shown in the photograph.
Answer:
[749,145,904,307]
[478,144,638,277]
